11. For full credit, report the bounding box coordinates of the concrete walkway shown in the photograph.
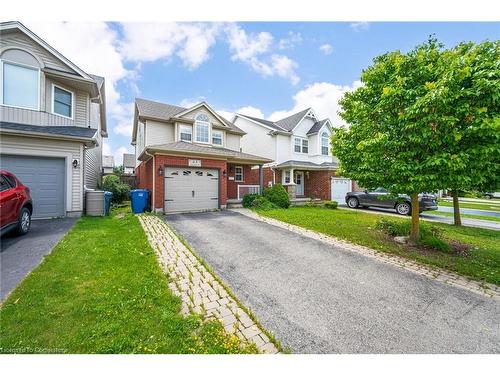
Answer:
[165,210,500,354]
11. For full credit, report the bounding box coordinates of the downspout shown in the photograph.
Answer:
[144,149,155,211]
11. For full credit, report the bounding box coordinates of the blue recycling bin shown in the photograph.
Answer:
[104,191,113,216]
[130,189,150,214]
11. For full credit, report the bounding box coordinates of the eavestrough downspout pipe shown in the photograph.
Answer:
[144,149,155,210]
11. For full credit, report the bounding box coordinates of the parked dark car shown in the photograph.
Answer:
[345,188,438,215]
[0,170,33,236]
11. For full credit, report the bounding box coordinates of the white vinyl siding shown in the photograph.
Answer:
[145,119,175,145]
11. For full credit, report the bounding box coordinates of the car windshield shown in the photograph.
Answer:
[372,187,388,193]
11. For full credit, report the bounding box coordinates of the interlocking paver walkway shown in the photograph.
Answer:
[138,214,278,354]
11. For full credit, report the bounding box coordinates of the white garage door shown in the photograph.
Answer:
[331,178,351,203]
[164,167,219,212]
[0,154,66,218]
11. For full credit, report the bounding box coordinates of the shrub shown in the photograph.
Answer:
[263,184,290,208]
[251,196,277,210]
[242,193,260,208]
[102,175,130,204]
[324,201,338,209]
[375,217,451,253]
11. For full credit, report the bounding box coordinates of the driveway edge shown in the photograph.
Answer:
[138,214,280,354]
[233,208,500,301]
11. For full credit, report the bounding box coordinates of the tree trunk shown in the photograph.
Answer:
[452,190,462,226]
[410,192,420,242]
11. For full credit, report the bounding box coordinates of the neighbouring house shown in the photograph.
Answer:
[132,98,271,213]
[234,108,354,202]
[123,153,135,175]
[0,21,107,218]
[102,155,114,175]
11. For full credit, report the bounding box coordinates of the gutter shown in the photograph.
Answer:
[0,128,97,147]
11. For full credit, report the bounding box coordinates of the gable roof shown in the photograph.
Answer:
[238,114,287,132]
[307,119,330,135]
[274,108,312,131]
[123,153,135,168]
[133,98,244,142]
[0,21,93,81]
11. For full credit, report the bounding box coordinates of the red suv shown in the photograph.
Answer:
[0,170,33,236]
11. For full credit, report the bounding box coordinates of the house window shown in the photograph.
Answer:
[212,130,223,145]
[52,85,73,118]
[294,138,301,153]
[195,114,210,143]
[235,166,243,182]
[284,170,291,184]
[1,61,39,109]
[179,125,192,142]
[321,132,329,155]
[302,139,309,153]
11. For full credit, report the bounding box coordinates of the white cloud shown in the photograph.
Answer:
[120,23,221,69]
[350,22,370,32]
[319,43,333,55]
[269,81,362,126]
[226,24,300,85]
[278,31,303,50]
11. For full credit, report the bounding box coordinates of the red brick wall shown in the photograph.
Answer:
[247,167,280,189]
[304,171,334,200]
[136,159,153,192]
[227,164,255,199]
[153,155,227,210]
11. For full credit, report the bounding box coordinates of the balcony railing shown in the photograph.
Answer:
[237,185,261,200]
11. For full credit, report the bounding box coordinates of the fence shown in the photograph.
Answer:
[237,185,261,200]
[119,175,137,190]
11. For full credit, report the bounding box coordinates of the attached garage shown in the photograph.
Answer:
[164,167,219,213]
[331,178,352,203]
[1,155,66,218]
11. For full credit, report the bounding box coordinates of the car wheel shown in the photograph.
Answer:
[395,202,411,216]
[347,197,359,208]
[16,207,31,235]
[484,194,492,199]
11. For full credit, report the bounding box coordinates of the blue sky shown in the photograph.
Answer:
[29,21,500,164]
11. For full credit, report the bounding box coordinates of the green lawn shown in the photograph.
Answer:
[0,207,256,354]
[257,206,500,285]
[425,210,500,223]
[438,199,500,212]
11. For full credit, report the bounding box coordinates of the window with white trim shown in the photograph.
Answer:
[195,113,210,143]
[284,170,291,184]
[302,139,309,153]
[321,132,329,155]
[294,137,301,153]
[212,130,223,145]
[52,85,73,118]
[1,61,39,109]
[235,166,243,182]
[179,125,192,142]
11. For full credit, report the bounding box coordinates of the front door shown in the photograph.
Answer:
[294,171,304,196]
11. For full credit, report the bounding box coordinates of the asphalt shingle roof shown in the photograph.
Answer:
[135,98,244,134]
[274,108,311,131]
[307,119,329,135]
[144,142,271,163]
[0,121,97,139]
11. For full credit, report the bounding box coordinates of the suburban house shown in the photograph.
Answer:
[123,153,135,175]
[233,108,353,202]
[102,155,114,175]
[0,21,107,218]
[132,98,271,213]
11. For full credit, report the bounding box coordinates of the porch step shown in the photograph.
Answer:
[227,202,243,209]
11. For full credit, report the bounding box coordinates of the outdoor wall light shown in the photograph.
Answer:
[158,166,163,176]
[72,159,79,168]
[223,170,227,177]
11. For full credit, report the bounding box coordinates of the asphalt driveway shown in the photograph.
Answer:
[165,210,500,354]
[1,217,77,301]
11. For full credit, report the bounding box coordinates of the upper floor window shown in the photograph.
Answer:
[212,130,223,146]
[294,137,308,153]
[195,113,210,143]
[179,124,192,142]
[321,132,329,155]
[52,85,73,119]
[1,61,39,110]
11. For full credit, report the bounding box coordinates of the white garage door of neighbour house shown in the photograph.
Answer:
[331,178,351,204]
[0,154,66,218]
[164,167,219,212]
